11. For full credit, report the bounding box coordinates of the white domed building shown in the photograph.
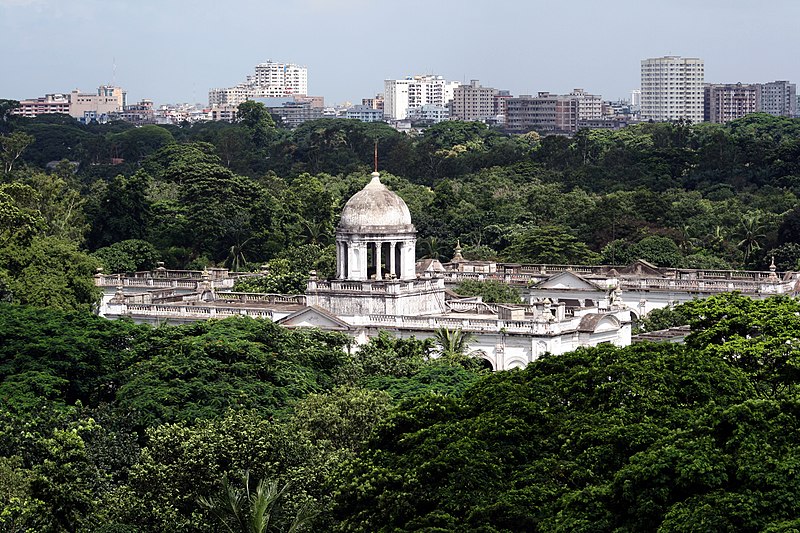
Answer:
[100,170,633,370]
[306,172,447,317]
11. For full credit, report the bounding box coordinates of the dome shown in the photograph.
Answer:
[338,172,413,231]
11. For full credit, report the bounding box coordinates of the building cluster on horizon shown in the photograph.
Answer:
[640,56,797,124]
[8,56,798,132]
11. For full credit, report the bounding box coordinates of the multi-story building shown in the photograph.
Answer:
[569,88,603,121]
[208,84,254,107]
[12,94,71,117]
[450,80,497,121]
[505,92,579,134]
[362,94,384,111]
[345,105,384,122]
[703,83,759,123]
[493,90,513,124]
[758,80,797,117]
[209,61,308,107]
[111,99,156,125]
[640,56,704,123]
[12,86,126,119]
[406,104,450,123]
[383,75,459,120]
[69,85,126,119]
[253,61,307,96]
[254,97,323,128]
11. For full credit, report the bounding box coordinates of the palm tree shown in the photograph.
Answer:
[198,471,316,533]
[736,213,767,265]
[433,327,476,358]
[420,236,443,261]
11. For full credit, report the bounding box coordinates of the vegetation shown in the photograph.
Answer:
[2,106,800,529]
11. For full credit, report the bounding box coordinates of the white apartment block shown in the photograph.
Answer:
[208,60,308,107]
[758,80,797,117]
[641,56,704,123]
[208,84,255,107]
[569,88,603,120]
[384,75,459,120]
[253,61,308,96]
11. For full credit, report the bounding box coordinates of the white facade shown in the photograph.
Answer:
[253,61,308,96]
[569,88,603,120]
[641,56,704,123]
[383,75,460,120]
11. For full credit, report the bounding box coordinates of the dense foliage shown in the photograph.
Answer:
[3,296,800,530]
[3,102,800,530]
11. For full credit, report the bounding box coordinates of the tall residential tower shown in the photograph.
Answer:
[640,56,704,123]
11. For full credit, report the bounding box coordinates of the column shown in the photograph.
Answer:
[389,241,397,279]
[336,242,342,278]
[358,243,368,281]
[375,241,382,280]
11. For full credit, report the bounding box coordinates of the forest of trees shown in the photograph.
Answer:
[3,103,800,309]
[2,101,800,530]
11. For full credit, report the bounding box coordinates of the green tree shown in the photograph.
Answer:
[0,131,34,175]
[455,279,522,304]
[199,471,316,533]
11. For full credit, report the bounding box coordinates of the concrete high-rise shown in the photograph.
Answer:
[758,81,797,117]
[209,60,308,107]
[383,75,459,120]
[704,83,759,123]
[451,80,497,121]
[640,56,704,123]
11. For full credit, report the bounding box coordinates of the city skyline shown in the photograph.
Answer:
[1,0,798,106]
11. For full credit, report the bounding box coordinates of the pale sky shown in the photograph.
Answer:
[1,0,797,106]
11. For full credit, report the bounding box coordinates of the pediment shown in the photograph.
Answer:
[276,305,351,330]
[535,271,601,290]
[618,259,665,277]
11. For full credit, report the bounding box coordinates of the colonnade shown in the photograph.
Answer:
[336,238,415,281]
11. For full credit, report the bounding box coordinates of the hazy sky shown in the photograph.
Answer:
[1,0,798,106]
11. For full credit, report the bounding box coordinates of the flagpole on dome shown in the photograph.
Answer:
[372,140,380,180]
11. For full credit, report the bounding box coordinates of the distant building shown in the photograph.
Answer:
[345,105,384,122]
[254,97,323,128]
[253,61,307,96]
[362,94,384,111]
[493,90,513,124]
[69,85,126,119]
[505,92,579,134]
[209,60,308,107]
[12,94,71,117]
[758,80,797,117]
[450,80,497,121]
[12,86,126,119]
[383,75,459,120]
[208,84,254,107]
[406,104,450,124]
[630,89,641,108]
[569,88,603,121]
[704,83,759,123]
[640,56,704,123]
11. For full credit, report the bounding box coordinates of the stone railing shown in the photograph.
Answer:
[121,303,275,320]
[362,313,562,335]
[214,292,307,305]
[312,279,442,294]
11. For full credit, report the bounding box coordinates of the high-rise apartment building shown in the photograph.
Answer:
[450,80,497,121]
[253,61,308,96]
[704,83,759,123]
[569,88,603,121]
[383,75,459,120]
[209,60,308,107]
[758,80,797,117]
[640,56,704,123]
